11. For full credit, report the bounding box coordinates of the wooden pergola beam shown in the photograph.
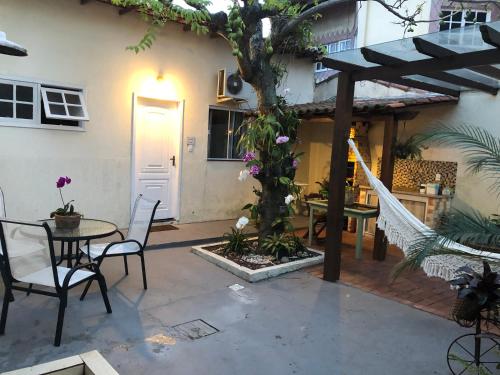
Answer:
[361,47,498,95]
[321,57,461,96]
[413,37,500,80]
[350,48,500,82]
[324,72,355,282]
[373,116,398,260]
[481,24,500,48]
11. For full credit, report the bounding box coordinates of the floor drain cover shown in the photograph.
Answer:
[173,319,219,340]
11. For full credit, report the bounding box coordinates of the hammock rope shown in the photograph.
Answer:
[348,139,500,280]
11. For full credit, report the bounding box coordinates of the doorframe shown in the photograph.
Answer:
[130,93,184,221]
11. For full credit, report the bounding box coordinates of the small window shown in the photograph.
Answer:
[208,108,245,160]
[40,87,89,121]
[314,39,353,73]
[0,80,36,122]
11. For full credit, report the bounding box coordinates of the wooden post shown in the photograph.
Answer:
[324,72,355,282]
[373,115,398,261]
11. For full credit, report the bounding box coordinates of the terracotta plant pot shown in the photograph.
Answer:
[54,214,81,230]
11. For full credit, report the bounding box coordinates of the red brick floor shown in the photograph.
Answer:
[300,229,456,320]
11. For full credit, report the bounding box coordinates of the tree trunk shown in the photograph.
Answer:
[250,64,287,245]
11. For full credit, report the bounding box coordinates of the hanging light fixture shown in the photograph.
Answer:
[0,32,27,56]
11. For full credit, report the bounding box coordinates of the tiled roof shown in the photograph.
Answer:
[290,94,458,117]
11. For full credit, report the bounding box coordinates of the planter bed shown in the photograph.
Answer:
[191,241,324,282]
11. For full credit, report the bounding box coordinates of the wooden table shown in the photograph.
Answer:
[306,200,378,259]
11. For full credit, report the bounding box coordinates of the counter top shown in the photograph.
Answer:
[359,185,452,199]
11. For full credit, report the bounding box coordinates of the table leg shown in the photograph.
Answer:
[56,241,65,266]
[355,218,364,260]
[67,241,73,268]
[308,206,314,246]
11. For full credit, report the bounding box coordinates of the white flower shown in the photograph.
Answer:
[284,194,295,205]
[238,169,250,182]
[235,216,249,230]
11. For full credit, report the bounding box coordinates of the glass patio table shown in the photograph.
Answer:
[41,218,120,268]
[306,200,378,259]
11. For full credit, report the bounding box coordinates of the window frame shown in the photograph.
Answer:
[439,9,491,31]
[314,39,353,73]
[0,75,88,132]
[0,79,39,125]
[207,106,247,161]
[40,87,89,121]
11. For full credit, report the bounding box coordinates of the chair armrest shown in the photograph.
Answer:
[61,262,98,289]
[117,230,125,241]
[100,239,143,258]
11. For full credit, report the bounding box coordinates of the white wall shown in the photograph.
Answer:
[0,0,314,227]
[357,0,433,47]
[367,91,500,216]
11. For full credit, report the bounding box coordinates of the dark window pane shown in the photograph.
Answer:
[0,101,13,117]
[41,102,79,127]
[231,111,245,159]
[440,11,451,19]
[46,91,63,103]
[450,23,461,29]
[16,86,33,102]
[476,12,487,22]
[0,84,13,100]
[49,104,66,115]
[16,103,33,119]
[452,11,462,21]
[65,93,81,105]
[208,109,229,159]
[439,23,449,31]
[67,105,84,117]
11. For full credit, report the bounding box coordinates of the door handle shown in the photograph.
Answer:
[170,155,176,167]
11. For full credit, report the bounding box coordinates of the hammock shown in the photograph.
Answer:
[348,139,500,281]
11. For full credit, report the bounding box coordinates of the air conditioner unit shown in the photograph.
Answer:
[217,69,253,103]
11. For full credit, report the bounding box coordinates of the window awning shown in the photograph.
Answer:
[321,21,500,97]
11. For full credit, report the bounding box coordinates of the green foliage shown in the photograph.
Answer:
[262,233,294,259]
[112,0,211,52]
[222,227,250,256]
[393,135,424,160]
[238,98,302,232]
[50,201,78,218]
[262,233,307,259]
[450,261,500,319]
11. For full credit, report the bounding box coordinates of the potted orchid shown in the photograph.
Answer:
[50,176,82,229]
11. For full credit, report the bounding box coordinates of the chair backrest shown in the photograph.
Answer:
[0,187,5,217]
[0,219,58,287]
[0,188,5,255]
[126,195,160,247]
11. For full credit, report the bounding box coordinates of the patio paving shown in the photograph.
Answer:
[301,230,456,320]
[0,243,466,374]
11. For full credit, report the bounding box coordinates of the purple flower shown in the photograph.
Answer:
[276,136,289,144]
[65,176,72,184]
[56,177,66,189]
[243,152,256,163]
[292,159,299,169]
[249,165,261,176]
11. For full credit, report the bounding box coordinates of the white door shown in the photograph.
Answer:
[132,96,182,220]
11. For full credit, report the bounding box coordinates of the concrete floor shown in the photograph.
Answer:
[0,245,464,374]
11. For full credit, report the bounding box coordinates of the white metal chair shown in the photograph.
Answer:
[0,218,112,346]
[0,187,5,217]
[79,195,160,300]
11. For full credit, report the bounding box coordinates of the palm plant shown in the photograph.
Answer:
[395,125,500,276]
